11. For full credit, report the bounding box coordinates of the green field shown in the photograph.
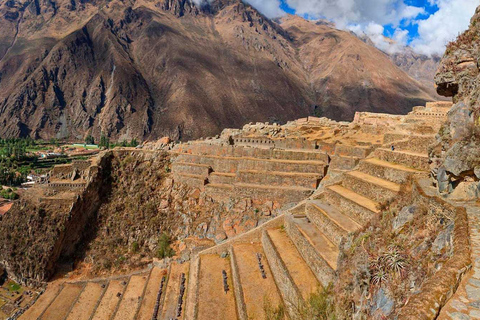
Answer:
[71,144,99,150]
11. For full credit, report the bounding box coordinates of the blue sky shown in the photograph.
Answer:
[246,0,478,55]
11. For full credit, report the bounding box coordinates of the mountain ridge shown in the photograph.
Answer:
[0,0,436,141]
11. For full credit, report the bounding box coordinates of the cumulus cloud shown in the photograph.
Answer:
[284,0,424,28]
[244,0,285,18]
[410,0,478,56]
[349,23,408,54]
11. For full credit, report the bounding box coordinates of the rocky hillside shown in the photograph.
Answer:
[0,150,270,282]
[433,5,480,199]
[0,0,435,141]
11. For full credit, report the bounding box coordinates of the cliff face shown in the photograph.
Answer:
[433,5,480,198]
[0,0,435,141]
[0,154,110,285]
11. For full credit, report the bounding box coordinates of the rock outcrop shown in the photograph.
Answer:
[433,5,480,199]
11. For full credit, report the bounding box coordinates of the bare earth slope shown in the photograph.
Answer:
[0,0,435,141]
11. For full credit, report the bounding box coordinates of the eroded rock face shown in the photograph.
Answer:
[433,5,480,197]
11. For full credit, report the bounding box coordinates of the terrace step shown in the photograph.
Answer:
[177,153,326,174]
[325,185,380,224]
[357,158,423,184]
[65,282,105,320]
[39,283,84,320]
[19,283,64,320]
[261,230,304,320]
[306,200,361,246]
[172,162,212,176]
[196,255,237,320]
[173,173,207,188]
[383,133,436,154]
[237,170,322,189]
[208,172,236,185]
[160,262,190,320]
[335,145,372,158]
[234,183,314,204]
[91,279,128,320]
[112,274,149,320]
[343,171,401,203]
[285,216,337,285]
[329,155,360,171]
[375,148,430,171]
[240,158,327,174]
[231,243,283,320]
[136,267,168,320]
[265,229,319,300]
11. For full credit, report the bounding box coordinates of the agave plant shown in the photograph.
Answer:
[370,255,389,286]
[385,246,408,277]
[371,267,388,286]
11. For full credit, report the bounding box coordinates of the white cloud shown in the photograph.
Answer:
[244,0,285,18]
[349,22,408,54]
[410,0,478,56]
[284,0,424,28]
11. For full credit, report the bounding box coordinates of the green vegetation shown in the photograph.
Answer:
[0,138,39,186]
[131,241,140,253]
[85,135,95,145]
[156,233,176,259]
[298,285,336,320]
[263,286,336,320]
[263,298,285,320]
[0,188,18,200]
[98,132,139,149]
[6,281,21,293]
[99,133,110,149]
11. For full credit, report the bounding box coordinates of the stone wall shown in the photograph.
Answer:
[353,112,404,127]
[261,229,302,320]
[285,216,335,287]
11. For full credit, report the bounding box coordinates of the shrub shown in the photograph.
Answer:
[298,285,337,320]
[131,241,139,253]
[264,297,285,320]
[156,233,175,259]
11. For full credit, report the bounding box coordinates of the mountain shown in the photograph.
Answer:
[0,0,436,141]
[354,33,445,100]
[388,48,446,100]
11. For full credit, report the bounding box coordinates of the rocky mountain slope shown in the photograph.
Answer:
[0,0,435,141]
[389,49,444,100]
[433,5,480,198]
[355,33,445,100]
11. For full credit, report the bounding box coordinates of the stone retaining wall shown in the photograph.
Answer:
[285,216,335,287]
[261,230,302,320]
[48,182,87,192]
[229,247,248,320]
[198,215,285,256]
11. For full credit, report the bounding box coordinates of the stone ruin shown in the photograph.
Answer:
[15,101,480,320]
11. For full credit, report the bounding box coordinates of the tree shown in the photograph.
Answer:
[99,133,110,149]
[85,135,95,145]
